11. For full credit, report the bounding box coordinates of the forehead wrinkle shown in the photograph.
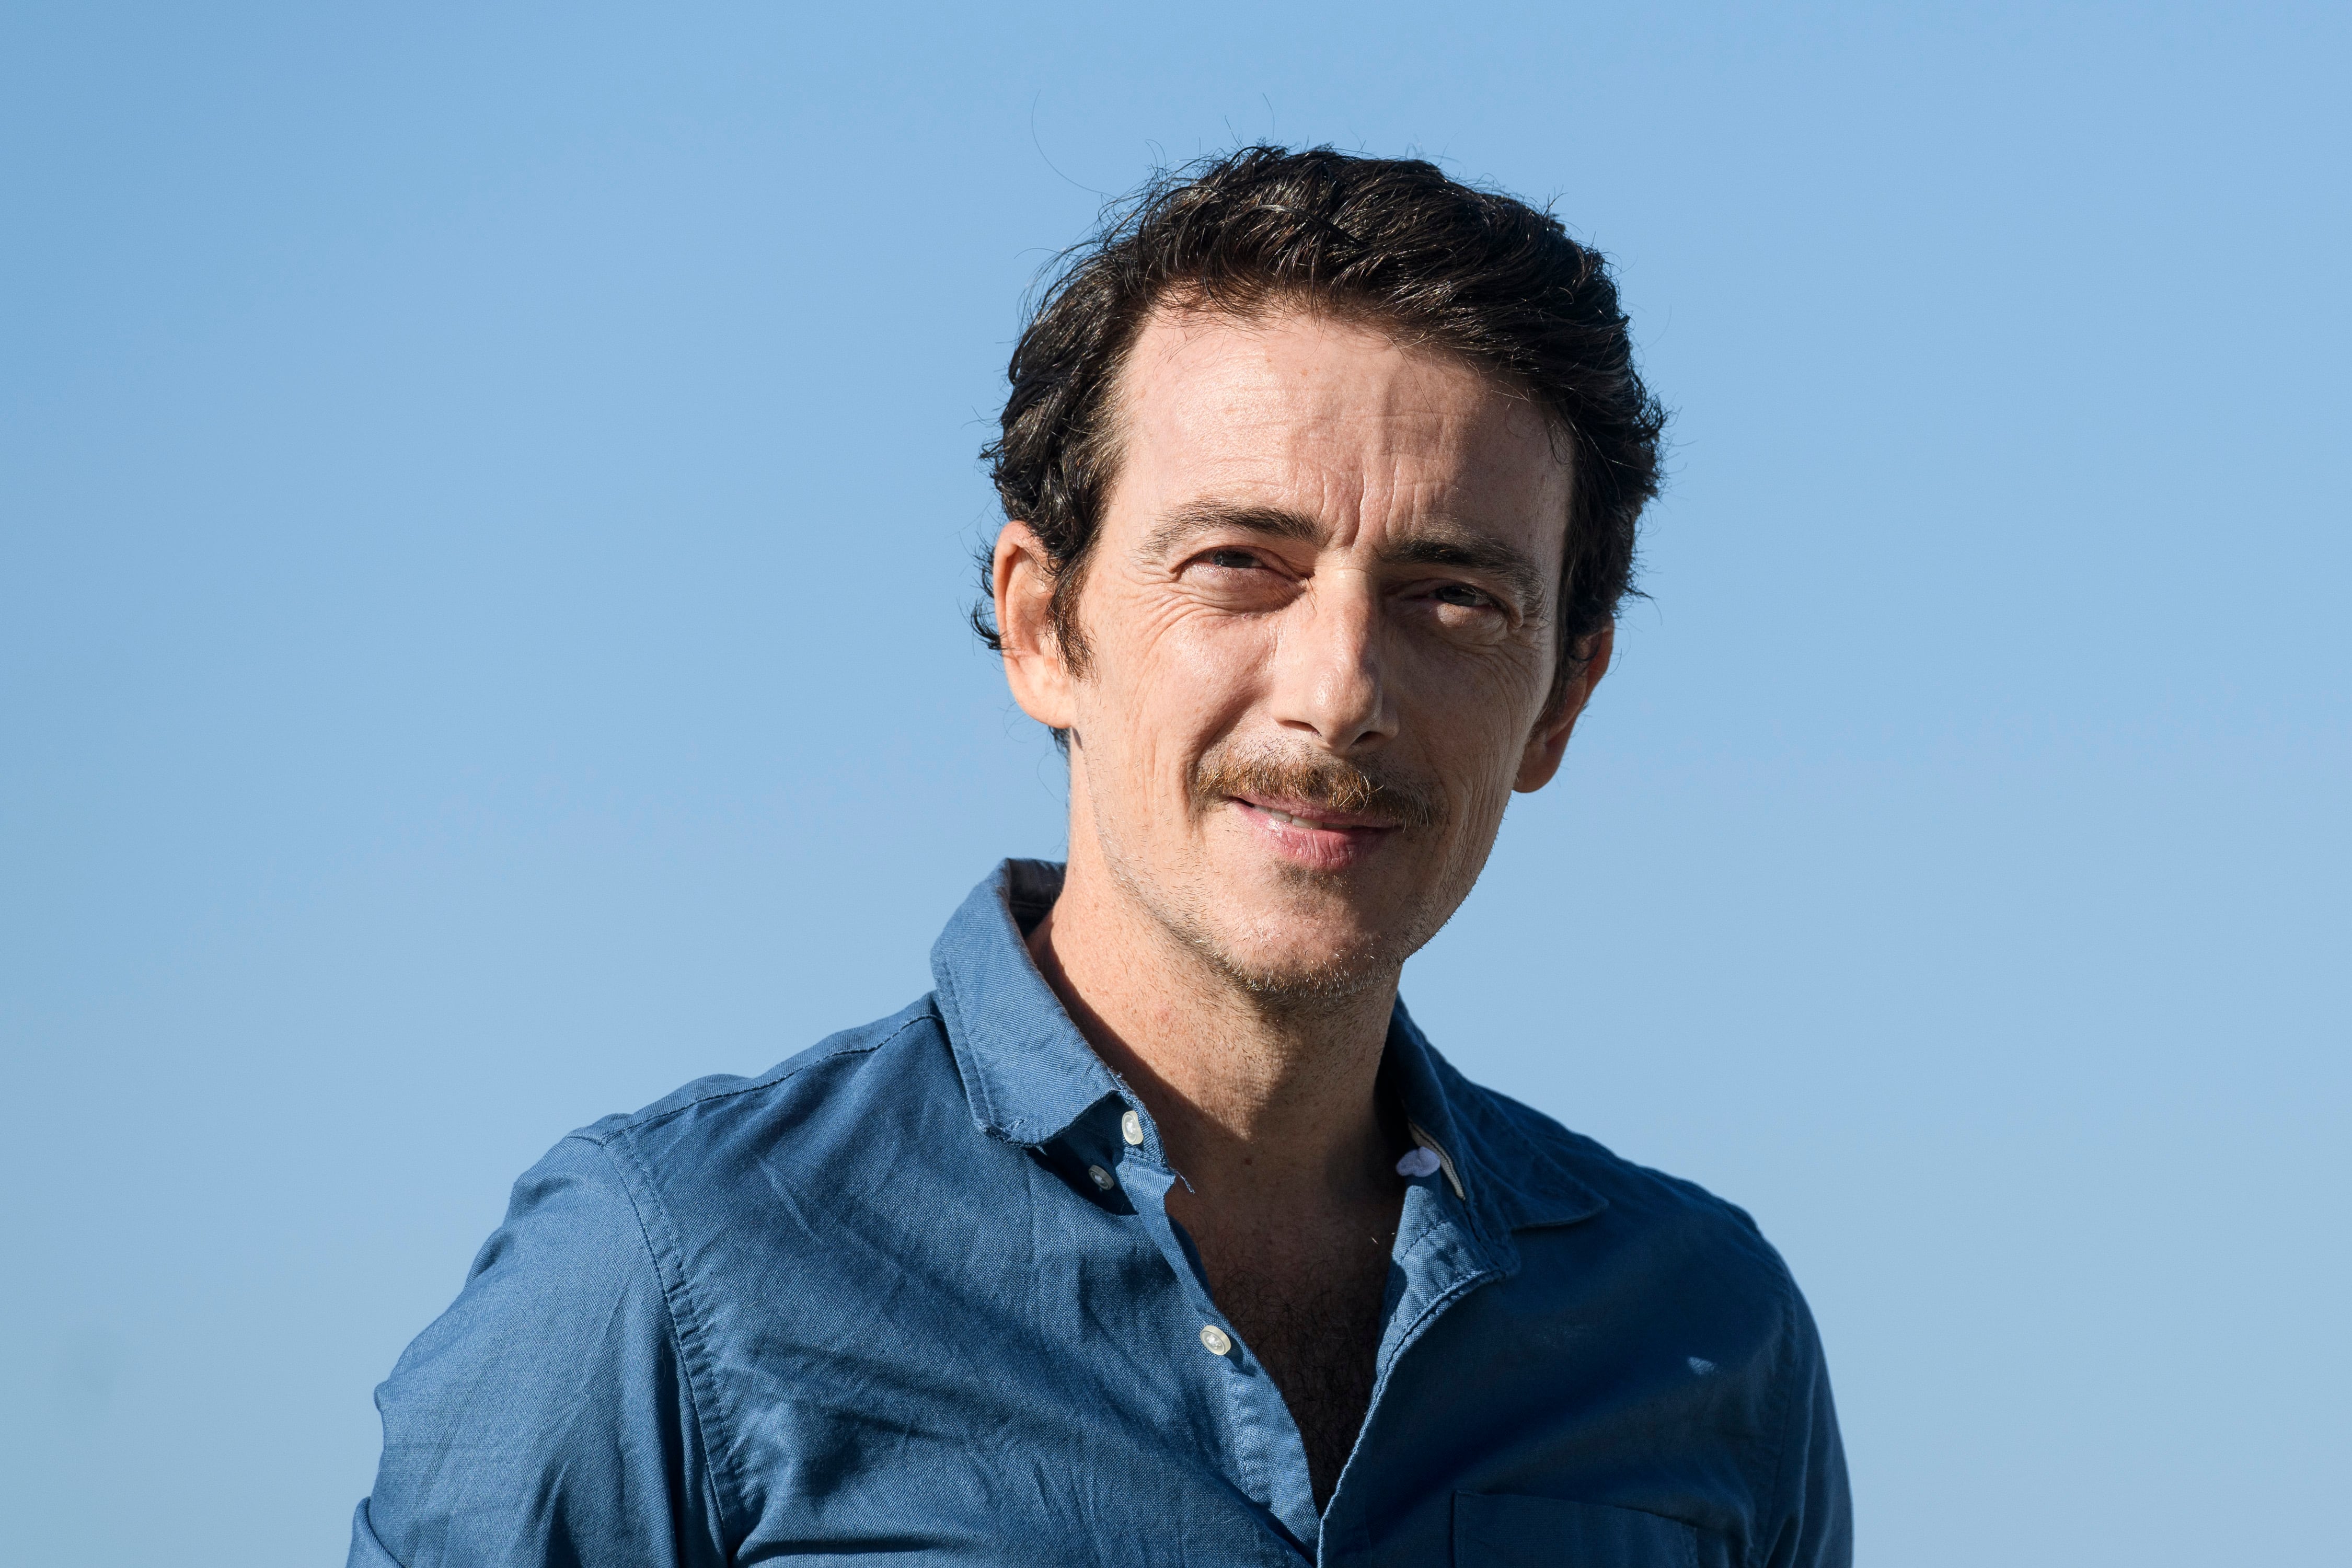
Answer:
[1112,311,1570,611]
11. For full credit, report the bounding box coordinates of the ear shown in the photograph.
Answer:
[1514,623,1613,793]
[994,522,1077,730]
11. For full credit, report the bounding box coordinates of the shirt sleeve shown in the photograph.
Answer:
[1760,1285,1852,1568]
[350,1133,728,1568]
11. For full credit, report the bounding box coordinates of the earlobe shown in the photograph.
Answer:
[993,523,1077,731]
[1514,624,1613,793]
[1513,710,1576,793]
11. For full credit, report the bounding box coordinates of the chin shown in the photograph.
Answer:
[1108,834,1451,1003]
[1188,912,1411,1006]
[1217,952,1389,1006]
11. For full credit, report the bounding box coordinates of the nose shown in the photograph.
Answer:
[1268,569,1396,754]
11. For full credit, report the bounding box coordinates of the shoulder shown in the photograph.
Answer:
[1442,1067,1837,1425]
[554,994,960,1218]
[584,994,948,1138]
[1441,1060,1801,1307]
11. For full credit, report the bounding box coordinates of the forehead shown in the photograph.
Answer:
[1107,305,1571,549]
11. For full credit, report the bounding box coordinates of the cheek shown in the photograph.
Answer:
[1403,652,1548,777]
[1080,594,1271,792]
[1402,663,1549,860]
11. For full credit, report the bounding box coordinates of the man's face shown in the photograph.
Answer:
[1001,306,1602,997]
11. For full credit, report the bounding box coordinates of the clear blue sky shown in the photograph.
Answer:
[3,4,2345,1562]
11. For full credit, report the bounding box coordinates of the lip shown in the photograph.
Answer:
[1227,794,1399,870]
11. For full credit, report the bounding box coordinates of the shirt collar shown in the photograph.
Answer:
[1381,997,1609,1237]
[930,859,1128,1148]
[930,860,1607,1235]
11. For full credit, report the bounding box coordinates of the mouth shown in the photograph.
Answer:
[1227,794,1401,869]
[1233,795,1397,831]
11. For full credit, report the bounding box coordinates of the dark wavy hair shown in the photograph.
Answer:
[976,145,1665,706]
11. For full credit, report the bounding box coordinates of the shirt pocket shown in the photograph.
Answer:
[1453,1493,1701,1567]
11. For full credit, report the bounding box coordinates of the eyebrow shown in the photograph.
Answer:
[1139,501,1321,559]
[1381,526,1551,621]
[1143,499,1552,620]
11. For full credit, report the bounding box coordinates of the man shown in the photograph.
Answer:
[352,146,1849,1567]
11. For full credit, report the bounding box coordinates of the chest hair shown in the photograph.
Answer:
[1210,1238,1395,1510]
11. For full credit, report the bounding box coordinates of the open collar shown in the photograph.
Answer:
[931,860,1609,1238]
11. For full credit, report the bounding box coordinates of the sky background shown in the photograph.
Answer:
[3,3,2346,1563]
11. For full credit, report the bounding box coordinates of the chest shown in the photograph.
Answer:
[681,1147,1779,1566]
[1205,1240,1394,1503]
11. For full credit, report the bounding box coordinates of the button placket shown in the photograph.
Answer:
[1111,1153,1320,1550]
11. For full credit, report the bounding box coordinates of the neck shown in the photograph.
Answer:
[1025,841,1405,1212]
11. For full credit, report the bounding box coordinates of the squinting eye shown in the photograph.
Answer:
[1203,549,1261,570]
[1431,584,1495,608]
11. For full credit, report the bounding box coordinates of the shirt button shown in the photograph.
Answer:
[1199,1324,1232,1356]
[1121,1110,1145,1146]
[1087,1164,1116,1191]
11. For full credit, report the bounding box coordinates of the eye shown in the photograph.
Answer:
[1175,544,1296,608]
[1428,583,1496,609]
[1408,579,1514,643]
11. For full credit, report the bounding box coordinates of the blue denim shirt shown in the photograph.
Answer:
[352,861,1849,1567]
